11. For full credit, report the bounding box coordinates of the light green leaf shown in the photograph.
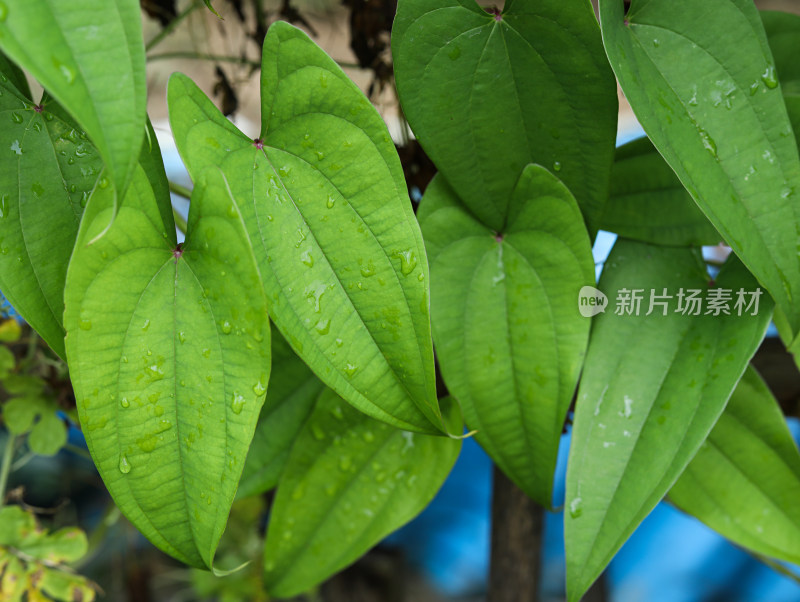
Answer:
[418,166,593,507]
[0,346,14,378]
[63,166,270,569]
[392,0,617,231]
[599,0,800,348]
[600,137,721,246]
[3,395,66,456]
[564,239,772,601]
[0,51,29,99]
[0,71,103,359]
[670,365,800,565]
[237,326,323,499]
[0,0,146,208]
[263,389,462,597]
[168,22,442,434]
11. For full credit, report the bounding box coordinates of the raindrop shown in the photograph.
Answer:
[278,165,292,177]
[698,128,717,158]
[335,338,343,347]
[326,195,336,209]
[10,112,23,124]
[448,45,461,60]
[761,64,779,89]
[315,150,325,161]
[220,320,232,334]
[119,455,132,474]
[300,249,314,267]
[344,363,358,377]
[99,177,109,189]
[10,140,21,155]
[553,161,562,172]
[178,331,186,343]
[142,319,150,330]
[0,194,7,219]
[231,393,245,414]
[121,397,130,408]
[79,318,92,331]
[750,82,759,96]
[315,318,330,335]
[31,183,44,198]
[393,249,418,276]
[569,497,583,518]
[253,380,267,396]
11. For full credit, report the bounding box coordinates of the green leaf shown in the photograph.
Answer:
[168,22,442,434]
[599,137,721,246]
[202,0,222,19]
[237,326,323,499]
[564,239,772,601]
[418,166,593,507]
[0,0,146,209]
[63,166,270,569]
[670,365,800,565]
[0,346,13,378]
[0,51,29,99]
[0,72,103,359]
[3,396,66,455]
[598,0,800,347]
[263,389,462,597]
[392,0,617,231]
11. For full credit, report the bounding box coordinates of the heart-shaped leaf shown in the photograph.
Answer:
[168,22,442,434]
[237,326,323,499]
[671,365,800,566]
[263,388,462,597]
[599,0,800,349]
[419,165,594,507]
[565,240,772,601]
[599,137,721,246]
[0,0,146,211]
[63,165,270,568]
[0,67,103,358]
[392,0,618,231]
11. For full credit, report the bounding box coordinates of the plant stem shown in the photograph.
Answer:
[0,433,17,507]
[145,0,203,52]
[169,181,192,200]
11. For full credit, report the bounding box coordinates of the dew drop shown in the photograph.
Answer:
[278,165,292,177]
[326,195,336,209]
[253,380,267,396]
[0,194,7,219]
[300,248,314,267]
[220,320,232,334]
[79,318,92,331]
[10,140,21,155]
[344,363,358,377]
[698,128,717,158]
[119,455,131,474]
[178,331,186,343]
[142,318,150,331]
[120,397,130,408]
[10,112,22,124]
[99,177,109,189]
[553,161,562,172]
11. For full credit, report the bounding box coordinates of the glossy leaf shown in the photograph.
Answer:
[671,365,800,565]
[0,69,103,358]
[565,239,772,601]
[392,0,617,230]
[263,389,462,597]
[599,0,800,348]
[0,0,146,209]
[63,166,270,568]
[419,166,593,507]
[237,326,323,499]
[168,22,442,434]
[599,137,721,246]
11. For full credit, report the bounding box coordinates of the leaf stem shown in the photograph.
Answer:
[0,433,17,507]
[173,208,188,236]
[169,181,192,200]
[145,0,204,52]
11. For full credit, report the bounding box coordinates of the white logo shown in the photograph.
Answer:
[578,286,608,317]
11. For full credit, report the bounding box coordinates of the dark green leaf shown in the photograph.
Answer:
[0,0,147,209]
[671,365,800,565]
[63,166,270,568]
[565,239,772,601]
[599,0,800,349]
[169,22,442,434]
[419,166,593,507]
[600,137,721,246]
[392,0,618,230]
[263,389,462,597]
